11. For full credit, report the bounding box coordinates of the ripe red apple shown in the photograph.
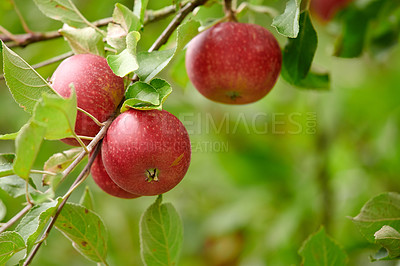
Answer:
[310,0,353,21]
[185,22,282,104]
[90,149,140,199]
[101,109,191,196]
[50,54,125,146]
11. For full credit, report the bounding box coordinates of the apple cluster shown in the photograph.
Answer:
[51,54,191,198]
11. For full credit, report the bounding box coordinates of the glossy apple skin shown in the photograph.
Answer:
[90,150,140,199]
[185,22,282,104]
[311,0,353,21]
[102,109,191,196]
[51,54,125,146]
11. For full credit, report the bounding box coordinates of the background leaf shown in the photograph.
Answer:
[140,195,183,266]
[0,175,36,198]
[272,0,300,38]
[374,225,400,259]
[0,154,15,177]
[299,227,348,266]
[1,42,58,114]
[60,25,105,56]
[32,0,88,28]
[55,203,108,263]
[352,192,400,243]
[0,231,26,265]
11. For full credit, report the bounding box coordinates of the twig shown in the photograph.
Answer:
[0,51,73,81]
[22,1,208,264]
[223,0,238,22]
[10,0,32,33]
[0,5,178,48]
[0,203,33,234]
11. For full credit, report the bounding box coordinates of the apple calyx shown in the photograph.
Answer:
[146,168,160,182]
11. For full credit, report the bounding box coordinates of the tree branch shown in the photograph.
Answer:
[22,1,207,264]
[0,5,177,48]
[0,203,33,234]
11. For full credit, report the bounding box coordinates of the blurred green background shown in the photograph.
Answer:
[1,0,400,265]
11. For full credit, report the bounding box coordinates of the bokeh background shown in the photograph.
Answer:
[1,0,400,265]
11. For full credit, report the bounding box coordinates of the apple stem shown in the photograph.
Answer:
[223,0,238,22]
[146,168,160,182]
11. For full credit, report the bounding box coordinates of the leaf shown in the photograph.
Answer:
[0,153,15,178]
[79,186,94,211]
[106,23,127,52]
[140,195,183,266]
[281,11,317,85]
[121,78,172,111]
[16,199,61,256]
[296,71,330,90]
[0,231,26,265]
[0,199,6,221]
[32,0,88,28]
[272,0,300,38]
[334,6,369,58]
[0,132,19,140]
[55,203,108,263]
[0,175,36,198]
[352,192,400,243]
[135,20,200,82]
[107,31,140,77]
[43,147,82,187]
[13,120,46,179]
[113,3,140,32]
[133,0,149,26]
[1,41,59,114]
[299,227,348,266]
[374,225,400,259]
[60,25,105,56]
[33,91,77,140]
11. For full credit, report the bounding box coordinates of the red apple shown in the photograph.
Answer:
[50,54,125,146]
[185,22,282,104]
[101,109,191,196]
[310,0,353,21]
[90,149,140,199]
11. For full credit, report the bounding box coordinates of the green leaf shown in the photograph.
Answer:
[13,120,46,179]
[352,192,400,243]
[0,199,6,221]
[32,0,88,28]
[272,0,300,38]
[135,20,200,82]
[0,231,26,265]
[1,41,59,114]
[0,154,15,177]
[42,147,82,187]
[107,31,140,77]
[0,132,19,140]
[16,199,61,256]
[374,225,400,259]
[334,6,369,58]
[60,25,105,57]
[133,0,149,26]
[55,203,108,263]
[79,186,94,211]
[0,175,36,198]
[281,11,317,85]
[140,195,183,266]
[33,91,77,140]
[114,3,141,32]
[299,227,348,266]
[121,78,172,111]
[296,71,330,90]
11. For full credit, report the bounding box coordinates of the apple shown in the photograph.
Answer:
[310,0,353,21]
[185,22,282,104]
[90,149,140,199]
[50,54,125,146]
[101,109,191,196]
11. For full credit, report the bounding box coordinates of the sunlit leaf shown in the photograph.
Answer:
[60,25,105,56]
[32,0,88,28]
[55,203,108,263]
[272,0,300,38]
[133,0,149,26]
[113,3,140,32]
[1,41,59,114]
[140,195,183,266]
[0,231,26,265]
[299,227,348,266]
[0,199,6,221]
